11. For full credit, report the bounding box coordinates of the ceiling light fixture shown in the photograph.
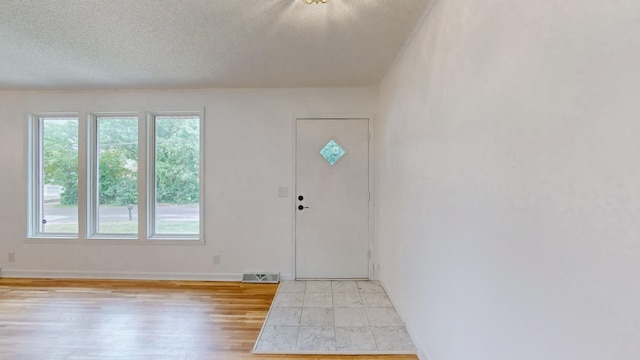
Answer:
[302,0,330,4]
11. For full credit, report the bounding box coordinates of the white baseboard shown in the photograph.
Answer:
[0,269,243,282]
[378,278,429,360]
[417,349,429,360]
[278,273,295,281]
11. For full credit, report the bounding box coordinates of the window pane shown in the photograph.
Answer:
[96,117,138,234]
[320,139,346,165]
[40,117,79,234]
[154,116,200,235]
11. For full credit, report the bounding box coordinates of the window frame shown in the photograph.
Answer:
[27,113,81,239]
[26,109,205,244]
[146,111,204,241]
[87,113,140,240]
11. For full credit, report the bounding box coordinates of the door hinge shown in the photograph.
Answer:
[368,250,371,259]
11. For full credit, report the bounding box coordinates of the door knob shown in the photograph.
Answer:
[298,195,304,201]
[298,205,309,210]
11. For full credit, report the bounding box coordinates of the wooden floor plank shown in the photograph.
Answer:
[0,278,418,360]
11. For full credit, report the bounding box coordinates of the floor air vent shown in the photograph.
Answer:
[242,273,280,283]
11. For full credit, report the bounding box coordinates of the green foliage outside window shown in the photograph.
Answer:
[42,118,200,206]
[155,117,200,205]
[97,117,138,206]
[42,119,79,205]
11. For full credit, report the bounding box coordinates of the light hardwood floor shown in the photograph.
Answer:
[0,278,418,360]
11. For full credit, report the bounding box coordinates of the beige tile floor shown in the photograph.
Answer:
[253,280,416,354]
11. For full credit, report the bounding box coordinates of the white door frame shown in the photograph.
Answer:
[291,114,375,280]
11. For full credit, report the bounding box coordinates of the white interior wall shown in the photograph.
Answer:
[376,0,640,359]
[0,87,376,280]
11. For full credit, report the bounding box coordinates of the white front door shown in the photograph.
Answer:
[295,118,370,279]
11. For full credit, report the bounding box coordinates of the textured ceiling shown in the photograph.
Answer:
[0,0,430,90]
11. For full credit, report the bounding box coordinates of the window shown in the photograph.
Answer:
[29,116,79,236]
[92,116,139,236]
[149,115,201,238]
[28,111,203,241]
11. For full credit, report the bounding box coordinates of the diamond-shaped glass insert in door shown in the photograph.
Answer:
[320,139,346,166]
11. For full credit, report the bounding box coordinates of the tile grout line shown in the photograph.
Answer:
[332,283,337,351]
[294,280,304,351]
[359,283,380,351]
